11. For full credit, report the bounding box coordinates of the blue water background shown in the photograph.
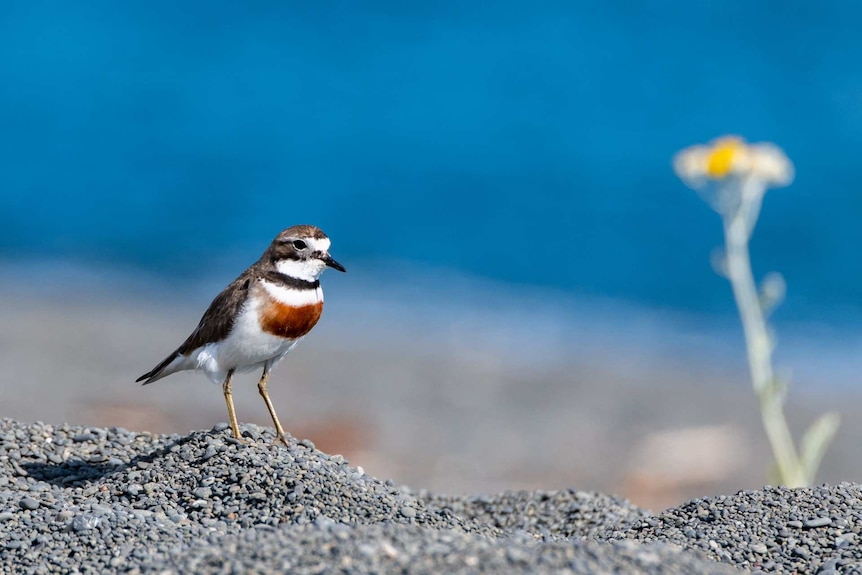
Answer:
[2,1,862,325]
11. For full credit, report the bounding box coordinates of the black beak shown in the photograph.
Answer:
[323,255,346,272]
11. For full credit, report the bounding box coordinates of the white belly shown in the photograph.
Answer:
[192,298,300,384]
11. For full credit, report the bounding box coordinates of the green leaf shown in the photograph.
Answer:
[800,412,841,485]
[710,248,729,278]
[759,272,786,317]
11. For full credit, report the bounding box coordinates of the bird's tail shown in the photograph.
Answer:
[136,351,181,385]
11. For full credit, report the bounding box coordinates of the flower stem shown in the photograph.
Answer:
[722,182,805,487]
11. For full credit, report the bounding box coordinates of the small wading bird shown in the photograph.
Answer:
[137,225,345,444]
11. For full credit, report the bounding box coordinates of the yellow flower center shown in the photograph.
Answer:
[705,137,745,179]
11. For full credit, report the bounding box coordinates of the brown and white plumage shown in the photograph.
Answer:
[137,225,345,443]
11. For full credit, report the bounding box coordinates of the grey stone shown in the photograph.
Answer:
[18,498,39,510]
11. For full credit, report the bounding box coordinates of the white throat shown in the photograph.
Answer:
[261,280,324,306]
[275,257,326,282]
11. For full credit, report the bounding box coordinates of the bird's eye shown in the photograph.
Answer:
[292,240,307,250]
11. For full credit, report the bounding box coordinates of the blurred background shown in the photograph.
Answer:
[2,1,862,510]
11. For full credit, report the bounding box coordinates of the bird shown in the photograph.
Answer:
[136,224,346,445]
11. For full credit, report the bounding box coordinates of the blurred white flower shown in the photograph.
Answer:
[673,136,794,190]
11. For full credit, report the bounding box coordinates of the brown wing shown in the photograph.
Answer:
[177,270,255,354]
[136,267,256,384]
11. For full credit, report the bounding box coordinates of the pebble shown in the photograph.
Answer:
[18,498,40,510]
[71,514,101,532]
[2,418,862,574]
[193,487,212,499]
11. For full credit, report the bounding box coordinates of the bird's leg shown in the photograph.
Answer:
[257,366,289,446]
[221,369,241,440]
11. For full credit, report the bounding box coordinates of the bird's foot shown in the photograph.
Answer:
[225,435,247,446]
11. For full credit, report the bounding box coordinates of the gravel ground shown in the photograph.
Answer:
[0,419,858,574]
[418,488,649,539]
[159,523,738,574]
[604,484,862,574]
